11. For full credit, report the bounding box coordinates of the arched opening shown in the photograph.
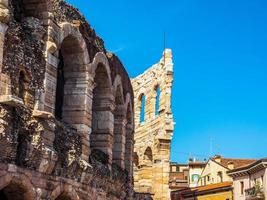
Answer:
[112,84,125,168]
[55,50,64,120]
[155,86,161,116]
[0,182,30,200]
[90,63,113,163]
[139,147,153,193]
[55,35,87,123]
[144,147,153,164]
[139,94,145,123]
[11,0,48,22]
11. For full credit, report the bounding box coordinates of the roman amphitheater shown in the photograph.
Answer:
[0,0,174,199]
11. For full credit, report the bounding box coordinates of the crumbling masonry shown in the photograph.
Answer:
[0,0,135,199]
[132,49,174,200]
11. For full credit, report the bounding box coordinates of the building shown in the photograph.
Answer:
[188,160,206,188]
[169,162,189,190]
[171,181,233,200]
[199,155,256,186]
[132,49,174,200]
[169,160,206,190]
[0,0,135,199]
[228,158,267,200]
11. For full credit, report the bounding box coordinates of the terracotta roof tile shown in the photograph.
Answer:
[196,181,233,192]
[212,157,256,169]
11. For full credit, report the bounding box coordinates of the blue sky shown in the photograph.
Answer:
[66,0,267,163]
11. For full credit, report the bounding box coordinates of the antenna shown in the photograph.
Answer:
[209,138,213,158]
[163,31,166,64]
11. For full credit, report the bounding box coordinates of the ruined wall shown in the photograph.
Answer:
[132,49,174,200]
[0,0,134,199]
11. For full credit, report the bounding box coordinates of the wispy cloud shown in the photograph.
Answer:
[109,47,125,53]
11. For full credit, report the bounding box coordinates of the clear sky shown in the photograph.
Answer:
[66,0,267,163]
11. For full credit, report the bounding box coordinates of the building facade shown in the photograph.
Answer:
[132,49,174,200]
[169,163,189,190]
[188,160,206,188]
[199,155,256,186]
[228,158,267,200]
[0,0,135,199]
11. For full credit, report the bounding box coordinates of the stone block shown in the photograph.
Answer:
[0,95,23,107]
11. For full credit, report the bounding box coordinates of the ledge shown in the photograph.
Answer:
[0,95,23,107]
[32,109,54,119]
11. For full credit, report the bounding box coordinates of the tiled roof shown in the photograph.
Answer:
[212,157,256,169]
[172,182,233,196]
[195,181,233,192]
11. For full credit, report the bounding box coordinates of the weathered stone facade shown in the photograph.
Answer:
[0,0,134,199]
[132,49,174,200]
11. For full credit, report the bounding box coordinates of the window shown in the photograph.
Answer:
[155,86,160,115]
[192,174,200,183]
[140,94,145,123]
[218,171,223,182]
[176,166,180,172]
[240,181,244,195]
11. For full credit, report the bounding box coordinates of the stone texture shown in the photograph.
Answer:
[0,0,135,199]
[132,49,174,200]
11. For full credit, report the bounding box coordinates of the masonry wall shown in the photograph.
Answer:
[132,49,174,200]
[0,0,135,199]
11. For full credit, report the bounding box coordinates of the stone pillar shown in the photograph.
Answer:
[112,105,126,168]
[91,92,115,165]
[125,124,134,176]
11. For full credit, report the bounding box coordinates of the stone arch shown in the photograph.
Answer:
[112,75,125,168]
[52,24,91,161]
[90,52,113,164]
[51,185,79,200]
[0,174,36,200]
[91,52,112,84]
[124,93,134,175]
[10,0,50,21]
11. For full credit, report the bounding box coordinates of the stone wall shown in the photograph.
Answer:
[0,0,134,199]
[132,49,174,200]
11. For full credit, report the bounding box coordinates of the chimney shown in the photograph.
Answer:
[214,155,222,163]
[227,161,235,170]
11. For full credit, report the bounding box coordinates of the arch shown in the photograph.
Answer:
[0,174,36,200]
[139,94,146,123]
[112,75,125,168]
[10,0,50,21]
[55,33,89,122]
[90,52,113,164]
[53,25,91,161]
[154,85,161,116]
[144,147,153,163]
[91,52,112,86]
[124,94,134,176]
